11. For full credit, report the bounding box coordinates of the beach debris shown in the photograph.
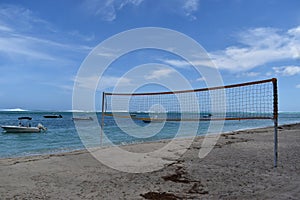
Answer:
[162,172,190,183]
[162,165,190,183]
[140,192,180,200]
[188,183,209,194]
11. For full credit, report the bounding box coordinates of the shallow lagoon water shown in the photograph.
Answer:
[0,111,299,158]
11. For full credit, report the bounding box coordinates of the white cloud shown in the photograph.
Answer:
[144,68,174,80]
[273,66,300,76]
[237,72,260,78]
[82,0,199,21]
[209,26,300,72]
[119,0,144,8]
[288,26,300,37]
[68,30,95,42]
[0,5,53,33]
[0,5,91,62]
[0,32,91,63]
[196,77,205,82]
[0,36,57,60]
[83,0,144,21]
[183,0,199,20]
[74,75,132,90]
[160,58,215,69]
[265,71,273,77]
[296,84,300,89]
[100,76,132,90]
[161,59,190,68]
[0,24,13,32]
[96,46,121,58]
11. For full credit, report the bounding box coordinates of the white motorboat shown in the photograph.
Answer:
[1,125,46,133]
[1,117,47,133]
[142,115,164,123]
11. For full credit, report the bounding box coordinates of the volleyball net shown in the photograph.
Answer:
[102,78,277,122]
[102,78,278,167]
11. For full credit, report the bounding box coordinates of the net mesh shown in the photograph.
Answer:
[103,79,276,121]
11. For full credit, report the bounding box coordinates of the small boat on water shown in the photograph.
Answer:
[1,117,47,133]
[18,116,32,120]
[142,119,164,123]
[130,113,137,118]
[203,113,212,118]
[43,114,63,118]
[1,124,47,133]
[72,117,93,121]
[141,114,165,123]
[142,115,165,123]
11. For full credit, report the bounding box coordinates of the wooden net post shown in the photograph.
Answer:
[272,78,278,167]
[101,92,105,146]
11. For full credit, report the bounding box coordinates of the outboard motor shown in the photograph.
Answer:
[37,123,47,131]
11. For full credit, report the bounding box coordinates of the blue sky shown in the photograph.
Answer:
[0,0,299,111]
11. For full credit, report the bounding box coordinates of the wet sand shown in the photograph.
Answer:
[0,123,299,199]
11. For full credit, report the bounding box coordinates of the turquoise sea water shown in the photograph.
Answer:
[0,111,299,158]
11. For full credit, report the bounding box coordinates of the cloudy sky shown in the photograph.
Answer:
[0,0,299,111]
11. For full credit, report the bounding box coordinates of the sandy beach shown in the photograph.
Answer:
[0,123,299,199]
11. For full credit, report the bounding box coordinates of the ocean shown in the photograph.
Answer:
[0,111,299,158]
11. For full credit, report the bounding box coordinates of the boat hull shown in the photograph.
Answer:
[142,119,164,123]
[43,115,62,118]
[72,117,93,121]
[1,126,41,133]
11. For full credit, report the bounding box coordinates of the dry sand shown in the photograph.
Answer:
[0,123,299,199]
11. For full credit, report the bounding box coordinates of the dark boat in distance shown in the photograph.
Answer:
[43,114,63,118]
[18,116,32,120]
